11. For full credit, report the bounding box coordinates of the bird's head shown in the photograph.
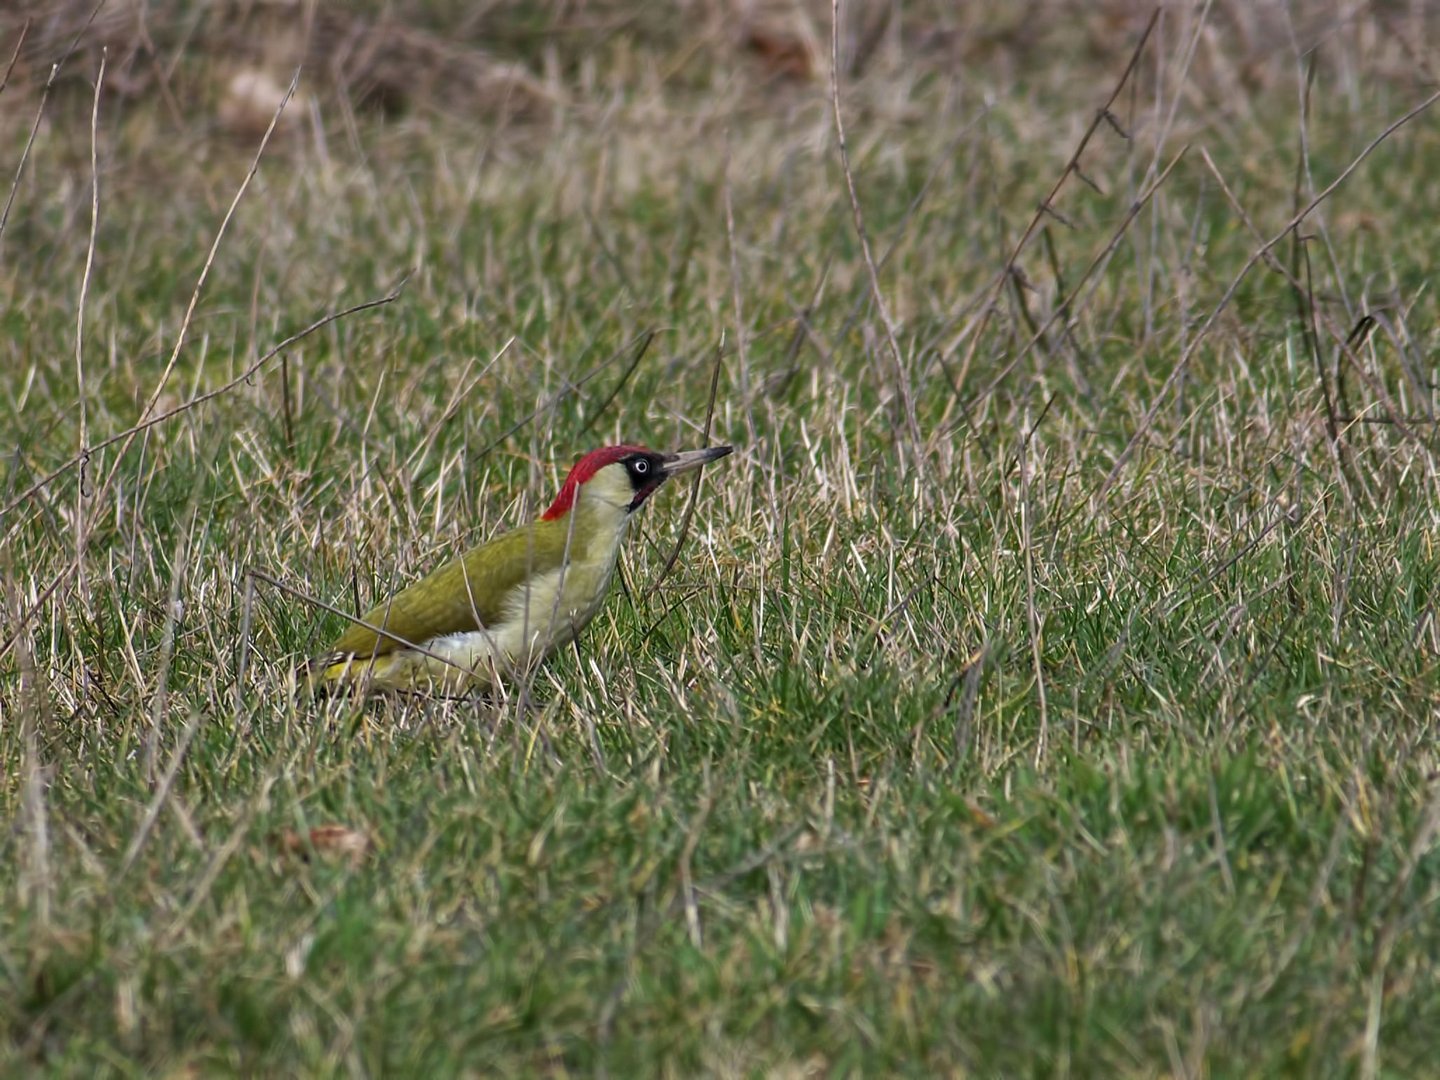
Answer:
[541,444,733,521]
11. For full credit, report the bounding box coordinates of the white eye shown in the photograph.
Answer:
[633,460,649,474]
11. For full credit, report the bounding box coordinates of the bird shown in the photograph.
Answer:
[309,443,732,694]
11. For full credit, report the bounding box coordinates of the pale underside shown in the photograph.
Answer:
[327,561,617,693]
[316,467,636,694]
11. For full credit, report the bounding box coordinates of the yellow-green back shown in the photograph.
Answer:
[328,518,578,659]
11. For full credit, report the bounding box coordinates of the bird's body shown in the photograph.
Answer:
[312,443,730,694]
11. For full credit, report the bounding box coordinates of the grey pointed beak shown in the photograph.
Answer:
[660,445,733,478]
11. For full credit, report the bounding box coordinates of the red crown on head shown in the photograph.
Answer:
[541,444,651,520]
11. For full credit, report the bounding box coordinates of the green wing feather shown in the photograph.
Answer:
[326,519,573,659]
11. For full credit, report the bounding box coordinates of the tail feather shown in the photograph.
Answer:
[301,648,493,695]
[301,651,395,694]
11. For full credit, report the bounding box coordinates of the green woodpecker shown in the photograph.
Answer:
[311,444,732,694]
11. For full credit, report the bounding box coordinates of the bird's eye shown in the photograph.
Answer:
[633,460,649,474]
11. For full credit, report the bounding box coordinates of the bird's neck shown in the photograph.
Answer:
[547,496,632,564]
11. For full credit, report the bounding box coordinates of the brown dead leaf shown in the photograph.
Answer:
[965,800,998,829]
[272,824,371,867]
[744,25,817,82]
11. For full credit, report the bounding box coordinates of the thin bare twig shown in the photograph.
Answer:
[577,330,655,438]
[1197,145,1432,458]
[118,708,205,878]
[0,63,52,242]
[1,3,105,243]
[234,569,257,713]
[95,70,302,513]
[963,145,1189,413]
[0,565,72,667]
[1097,87,1440,503]
[947,9,1159,399]
[141,435,216,781]
[722,135,758,449]
[1020,407,1049,764]
[645,336,726,600]
[71,49,105,647]
[0,278,410,666]
[677,767,716,948]
[6,559,53,928]
[470,330,656,462]
[404,339,518,473]
[1291,58,1341,451]
[0,19,29,97]
[2,274,410,525]
[829,0,921,457]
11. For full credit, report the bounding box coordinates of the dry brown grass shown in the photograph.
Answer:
[12,1,1435,119]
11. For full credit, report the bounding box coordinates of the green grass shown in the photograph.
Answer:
[4,4,1440,1075]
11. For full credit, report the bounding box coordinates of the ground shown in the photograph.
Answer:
[2,1,1439,1075]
